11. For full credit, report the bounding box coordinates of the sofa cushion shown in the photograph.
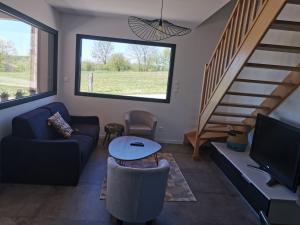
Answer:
[12,108,55,140]
[70,134,93,166]
[71,123,99,145]
[42,102,71,123]
[48,112,74,138]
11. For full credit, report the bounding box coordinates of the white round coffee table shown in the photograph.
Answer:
[108,136,161,165]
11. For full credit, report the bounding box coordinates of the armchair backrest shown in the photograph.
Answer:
[106,157,170,223]
[125,110,157,127]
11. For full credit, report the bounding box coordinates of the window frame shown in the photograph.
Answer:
[75,34,176,103]
[0,3,58,110]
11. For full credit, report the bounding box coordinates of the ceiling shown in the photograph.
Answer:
[46,0,231,25]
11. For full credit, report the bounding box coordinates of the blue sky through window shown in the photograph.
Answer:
[0,17,31,56]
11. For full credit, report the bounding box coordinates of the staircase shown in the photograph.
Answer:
[184,0,300,159]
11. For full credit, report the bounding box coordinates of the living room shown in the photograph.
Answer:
[0,0,300,225]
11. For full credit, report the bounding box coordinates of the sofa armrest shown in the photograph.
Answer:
[70,115,99,125]
[1,136,81,185]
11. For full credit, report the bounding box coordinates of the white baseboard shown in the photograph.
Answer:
[155,138,183,144]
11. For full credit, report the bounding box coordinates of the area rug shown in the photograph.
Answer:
[100,153,197,202]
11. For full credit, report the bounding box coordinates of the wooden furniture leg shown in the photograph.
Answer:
[103,132,109,146]
[154,153,158,166]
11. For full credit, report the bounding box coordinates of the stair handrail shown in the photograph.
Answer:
[200,0,270,113]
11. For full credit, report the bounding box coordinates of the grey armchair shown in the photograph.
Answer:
[124,110,158,139]
[106,157,170,225]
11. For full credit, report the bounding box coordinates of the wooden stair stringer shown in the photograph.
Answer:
[197,0,287,139]
[243,64,300,127]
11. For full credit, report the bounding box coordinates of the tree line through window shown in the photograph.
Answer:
[76,35,176,103]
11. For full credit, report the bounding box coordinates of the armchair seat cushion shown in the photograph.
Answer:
[70,134,93,166]
[72,123,99,145]
[129,124,152,135]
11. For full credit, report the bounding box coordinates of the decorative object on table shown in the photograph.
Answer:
[128,0,191,41]
[227,130,248,152]
[0,91,9,102]
[125,110,157,139]
[101,152,197,202]
[15,89,25,99]
[48,112,74,138]
[106,156,169,225]
[103,123,124,146]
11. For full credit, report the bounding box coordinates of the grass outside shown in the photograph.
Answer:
[0,70,169,100]
[80,70,169,97]
[0,71,31,98]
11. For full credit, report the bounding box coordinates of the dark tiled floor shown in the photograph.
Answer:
[0,143,259,225]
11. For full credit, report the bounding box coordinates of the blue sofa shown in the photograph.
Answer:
[1,102,100,185]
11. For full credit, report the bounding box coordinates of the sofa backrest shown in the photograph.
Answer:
[42,102,71,123]
[12,108,55,140]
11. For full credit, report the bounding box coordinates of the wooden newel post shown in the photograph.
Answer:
[193,64,208,160]
[88,72,94,92]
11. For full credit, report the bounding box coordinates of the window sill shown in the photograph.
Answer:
[0,91,57,110]
[75,91,170,103]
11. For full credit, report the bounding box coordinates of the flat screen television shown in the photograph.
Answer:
[250,114,300,192]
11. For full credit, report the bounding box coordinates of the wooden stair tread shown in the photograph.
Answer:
[226,91,282,99]
[235,78,296,86]
[208,120,251,127]
[184,131,197,147]
[199,132,228,140]
[203,128,229,133]
[257,44,300,54]
[219,102,271,109]
[184,130,228,147]
[213,112,256,118]
[246,63,300,71]
[271,20,300,32]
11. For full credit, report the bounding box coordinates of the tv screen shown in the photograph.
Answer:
[250,114,300,192]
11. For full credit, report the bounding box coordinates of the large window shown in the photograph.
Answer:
[0,3,57,109]
[75,35,176,103]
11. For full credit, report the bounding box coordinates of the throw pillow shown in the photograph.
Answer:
[48,112,73,138]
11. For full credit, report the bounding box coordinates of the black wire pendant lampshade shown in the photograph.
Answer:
[128,0,191,41]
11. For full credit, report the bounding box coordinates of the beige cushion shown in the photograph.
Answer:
[48,112,73,138]
[129,124,152,135]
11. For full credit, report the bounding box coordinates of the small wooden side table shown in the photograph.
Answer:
[103,123,124,146]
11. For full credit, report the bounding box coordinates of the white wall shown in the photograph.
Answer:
[0,0,61,139]
[59,2,235,143]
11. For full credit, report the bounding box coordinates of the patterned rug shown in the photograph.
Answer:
[100,153,197,202]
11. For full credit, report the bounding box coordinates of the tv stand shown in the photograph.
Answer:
[209,142,300,225]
